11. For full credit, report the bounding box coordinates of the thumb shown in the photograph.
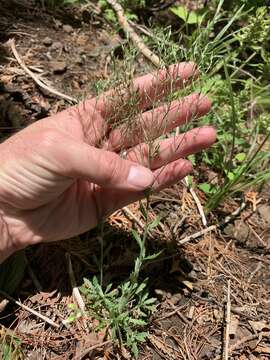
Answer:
[57,139,154,191]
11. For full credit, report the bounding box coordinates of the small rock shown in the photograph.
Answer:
[50,61,67,74]
[224,220,250,244]
[51,41,63,51]
[43,37,53,46]
[258,204,270,224]
[63,24,73,34]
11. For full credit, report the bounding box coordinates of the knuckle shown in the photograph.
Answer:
[101,152,124,185]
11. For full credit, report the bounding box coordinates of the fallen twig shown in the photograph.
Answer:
[213,331,270,360]
[178,225,217,245]
[122,206,145,230]
[8,39,77,103]
[157,299,190,325]
[244,261,263,291]
[224,279,231,360]
[178,202,247,246]
[75,339,112,360]
[184,177,207,227]
[122,206,155,239]
[0,290,60,328]
[106,0,161,67]
[66,254,86,316]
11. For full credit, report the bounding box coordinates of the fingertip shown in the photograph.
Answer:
[180,159,194,176]
[188,92,212,116]
[171,62,199,81]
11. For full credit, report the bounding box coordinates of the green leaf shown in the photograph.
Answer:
[132,342,139,359]
[148,216,161,229]
[186,175,194,186]
[67,303,77,310]
[143,297,156,305]
[131,229,142,248]
[170,6,205,24]
[135,282,147,295]
[0,250,26,294]
[135,331,148,342]
[198,183,213,194]
[139,201,147,219]
[226,171,235,181]
[130,318,147,326]
[235,152,246,162]
[144,250,163,261]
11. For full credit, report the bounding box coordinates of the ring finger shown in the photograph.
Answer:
[125,126,216,170]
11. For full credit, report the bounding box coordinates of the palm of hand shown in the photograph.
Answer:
[0,63,216,261]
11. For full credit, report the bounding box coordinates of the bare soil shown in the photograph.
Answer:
[0,1,269,359]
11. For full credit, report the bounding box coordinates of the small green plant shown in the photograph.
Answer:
[170,5,207,25]
[81,214,160,358]
[0,327,24,360]
[63,303,82,325]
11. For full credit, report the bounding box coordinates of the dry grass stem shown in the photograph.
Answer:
[106,0,161,67]
[8,38,77,103]
[224,279,231,360]
[122,206,145,230]
[0,290,60,328]
[184,177,207,227]
[178,201,247,246]
[75,339,112,360]
[66,254,86,315]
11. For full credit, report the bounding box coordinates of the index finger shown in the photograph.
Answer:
[92,62,199,118]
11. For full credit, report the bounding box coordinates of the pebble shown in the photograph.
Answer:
[63,24,74,34]
[43,37,53,46]
[51,41,63,51]
[50,61,67,74]
[258,204,270,223]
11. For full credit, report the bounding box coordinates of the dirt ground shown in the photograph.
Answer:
[0,1,269,359]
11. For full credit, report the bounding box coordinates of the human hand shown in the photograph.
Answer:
[0,63,216,263]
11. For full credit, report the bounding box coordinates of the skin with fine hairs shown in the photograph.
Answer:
[0,62,216,264]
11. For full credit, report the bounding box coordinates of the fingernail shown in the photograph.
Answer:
[128,166,154,189]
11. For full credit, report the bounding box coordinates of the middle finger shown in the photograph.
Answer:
[105,93,211,151]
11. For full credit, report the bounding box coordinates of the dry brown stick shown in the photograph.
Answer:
[0,290,60,328]
[213,332,270,360]
[75,339,112,360]
[8,38,77,103]
[122,206,145,230]
[178,202,247,246]
[66,254,86,316]
[224,279,231,360]
[157,300,190,325]
[106,0,161,67]
[178,225,217,245]
[184,177,207,227]
[122,206,155,239]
